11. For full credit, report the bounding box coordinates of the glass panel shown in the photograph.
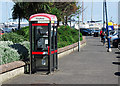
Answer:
[32,26,48,51]
[35,55,48,70]
[55,27,57,49]
[32,26,35,51]
[51,26,54,50]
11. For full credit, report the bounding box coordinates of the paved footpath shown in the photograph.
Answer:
[2,36,119,84]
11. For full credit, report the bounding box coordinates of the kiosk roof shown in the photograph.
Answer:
[29,13,57,22]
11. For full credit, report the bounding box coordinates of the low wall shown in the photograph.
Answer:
[58,36,86,58]
[0,36,86,84]
[0,61,25,84]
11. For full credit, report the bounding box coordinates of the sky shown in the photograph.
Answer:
[80,1,118,23]
[0,0,119,24]
[0,0,14,23]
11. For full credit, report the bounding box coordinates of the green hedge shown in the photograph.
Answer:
[1,26,82,46]
[15,26,29,41]
[0,32,27,43]
[57,25,82,48]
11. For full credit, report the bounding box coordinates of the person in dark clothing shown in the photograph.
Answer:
[101,32,105,45]
[100,30,103,42]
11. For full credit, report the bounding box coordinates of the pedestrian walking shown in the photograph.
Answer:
[100,30,103,42]
[101,32,106,45]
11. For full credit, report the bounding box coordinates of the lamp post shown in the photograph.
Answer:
[104,0,112,52]
[78,10,80,52]
[103,0,106,45]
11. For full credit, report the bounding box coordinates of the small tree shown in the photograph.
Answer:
[12,2,79,27]
[12,3,24,29]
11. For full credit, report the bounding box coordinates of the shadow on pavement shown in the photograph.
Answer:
[112,62,120,65]
[114,72,120,76]
[116,56,120,58]
[115,52,120,55]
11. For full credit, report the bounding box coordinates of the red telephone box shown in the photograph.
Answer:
[29,13,58,74]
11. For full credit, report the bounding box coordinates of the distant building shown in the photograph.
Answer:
[0,23,5,29]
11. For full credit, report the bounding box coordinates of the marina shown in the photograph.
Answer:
[0,22,29,33]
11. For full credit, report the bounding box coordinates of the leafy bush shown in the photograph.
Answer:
[10,44,29,60]
[57,25,82,48]
[57,41,68,48]
[0,41,13,46]
[15,26,29,41]
[12,26,82,48]
[0,41,20,65]
[0,41,30,65]
[20,41,30,58]
[1,32,26,43]
[9,41,30,61]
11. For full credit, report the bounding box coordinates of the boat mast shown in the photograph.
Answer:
[82,0,84,23]
[91,0,93,21]
[6,2,8,27]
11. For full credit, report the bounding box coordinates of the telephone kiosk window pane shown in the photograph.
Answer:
[34,26,48,51]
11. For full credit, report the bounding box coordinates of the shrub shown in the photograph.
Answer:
[1,32,26,43]
[9,41,30,60]
[12,26,82,48]
[57,25,83,48]
[10,44,29,60]
[57,41,68,48]
[20,41,30,58]
[15,26,29,41]
[0,41,20,65]
[0,41,30,65]
[0,41,13,46]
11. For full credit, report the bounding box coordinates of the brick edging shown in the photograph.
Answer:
[0,61,25,74]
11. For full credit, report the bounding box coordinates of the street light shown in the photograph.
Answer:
[103,1,105,45]
[78,10,80,52]
[104,0,112,52]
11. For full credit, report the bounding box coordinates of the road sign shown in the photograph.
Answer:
[106,22,113,30]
